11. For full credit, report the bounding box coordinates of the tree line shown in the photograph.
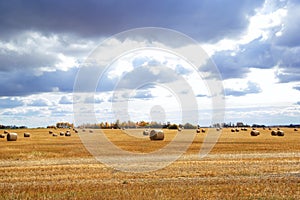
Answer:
[77,120,198,129]
[0,124,27,129]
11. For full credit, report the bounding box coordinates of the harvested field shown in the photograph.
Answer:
[0,128,299,199]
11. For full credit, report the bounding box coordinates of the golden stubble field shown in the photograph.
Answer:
[0,128,299,199]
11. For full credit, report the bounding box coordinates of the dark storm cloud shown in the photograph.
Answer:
[273,45,300,83]
[0,68,77,96]
[276,67,300,83]
[0,0,264,42]
[5,0,300,98]
[211,50,251,79]
[212,38,275,79]
[275,0,300,47]
[0,0,267,97]
[0,48,59,72]
[212,37,300,82]
[0,32,91,73]
[225,81,262,96]
[269,0,300,83]
[113,66,178,90]
[203,0,300,82]
[74,65,117,93]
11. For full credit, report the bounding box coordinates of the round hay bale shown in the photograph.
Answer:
[294,128,298,131]
[143,130,149,136]
[82,129,86,132]
[196,129,201,133]
[201,129,206,133]
[60,132,64,136]
[235,128,240,132]
[0,134,5,138]
[7,132,18,141]
[74,129,78,133]
[271,130,277,136]
[268,127,272,130]
[24,132,30,137]
[231,128,235,132]
[250,130,260,136]
[277,130,284,136]
[277,127,280,130]
[252,128,256,130]
[4,130,9,134]
[49,130,53,134]
[216,128,220,131]
[178,128,182,132]
[52,133,58,137]
[150,130,164,140]
[65,132,71,136]
[89,130,93,133]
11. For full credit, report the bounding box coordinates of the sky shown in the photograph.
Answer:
[0,0,300,127]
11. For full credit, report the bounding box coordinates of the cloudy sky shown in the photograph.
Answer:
[0,0,299,127]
